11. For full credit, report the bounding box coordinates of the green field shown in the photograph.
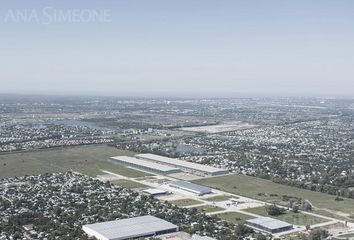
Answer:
[169,199,203,207]
[244,206,328,226]
[0,145,152,178]
[203,195,233,202]
[111,179,147,189]
[193,174,354,215]
[312,209,352,221]
[193,205,225,213]
[215,212,253,224]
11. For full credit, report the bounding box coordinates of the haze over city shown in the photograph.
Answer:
[1,0,354,97]
[1,1,354,240]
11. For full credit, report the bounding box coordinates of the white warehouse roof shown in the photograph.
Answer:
[82,215,178,240]
[136,153,228,175]
[169,181,212,195]
[143,188,168,195]
[110,156,181,173]
[246,217,292,231]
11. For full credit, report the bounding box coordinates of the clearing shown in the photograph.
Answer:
[244,206,328,226]
[193,173,354,216]
[169,199,203,207]
[0,144,151,178]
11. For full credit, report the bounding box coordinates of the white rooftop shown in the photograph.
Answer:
[111,156,181,172]
[169,181,212,194]
[83,215,178,240]
[143,188,168,195]
[246,217,292,230]
[136,153,228,174]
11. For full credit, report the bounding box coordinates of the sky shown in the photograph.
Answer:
[0,0,353,97]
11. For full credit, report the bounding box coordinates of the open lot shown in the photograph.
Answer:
[203,195,233,202]
[0,145,151,178]
[244,206,328,226]
[193,205,225,213]
[180,121,257,133]
[215,212,254,224]
[193,174,354,216]
[168,199,203,207]
[111,179,148,189]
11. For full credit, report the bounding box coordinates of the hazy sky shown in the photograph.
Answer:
[0,0,353,97]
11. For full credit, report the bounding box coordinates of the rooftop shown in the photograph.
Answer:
[110,156,181,172]
[170,181,211,194]
[83,215,178,240]
[246,217,292,230]
[142,188,168,195]
[136,153,228,173]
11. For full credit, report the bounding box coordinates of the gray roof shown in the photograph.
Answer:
[169,181,211,194]
[110,156,181,173]
[83,215,178,240]
[142,188,168,195]
[136,153,228,174]
[246,217,292,230]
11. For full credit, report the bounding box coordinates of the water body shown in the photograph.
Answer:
[52,119,114,131]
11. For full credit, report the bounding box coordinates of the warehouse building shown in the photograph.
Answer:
[82,215,179,240]
[169,181,212,195]
[245,217,293,233]
[136,153,229,176]
[110,156,182,175]
[143,188,169,196]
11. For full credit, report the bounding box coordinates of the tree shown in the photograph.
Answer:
[309,228,329,240]
[265,205,285,216]
[292,205,299,213]
[305,224,311,231]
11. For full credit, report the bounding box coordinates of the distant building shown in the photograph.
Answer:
[142,188,168,196]
[110,156,182,175]
[169,181,212,195]
[245,217,293,233]
[82,215,179,240]
[136,153,229,176]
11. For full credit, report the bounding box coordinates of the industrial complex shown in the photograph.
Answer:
[103,154,311,238]
[82,215,179,240]
[110,156,182,175]
[136,153,229,176]
[245,217,293,233]
[110,153,229,178]
[169,181,212,195]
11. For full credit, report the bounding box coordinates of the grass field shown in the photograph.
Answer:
[312,209,351,221]
[0,145,152,178]
[215,212,253,224]
[111,179,147,189]
[244,206,328,226]
[280,232,304,240]
[169,199,203,207]
[203,195,233,202]
[193,174,354,215]
[193,205,225,213]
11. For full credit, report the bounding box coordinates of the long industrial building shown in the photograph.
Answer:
[136,153,229,176]
[110,156,182,175]
[169,181,212,195]
[245,217,293,233]
[82,215,179,240]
